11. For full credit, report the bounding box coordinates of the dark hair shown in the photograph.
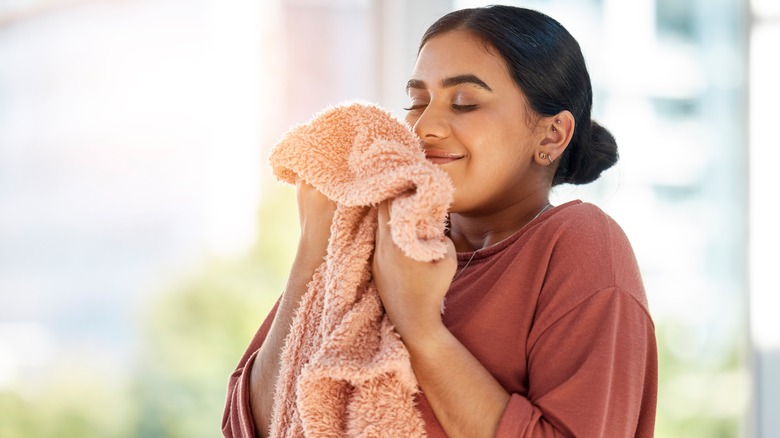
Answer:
[420,6,618,186]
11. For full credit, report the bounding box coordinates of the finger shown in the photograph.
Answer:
[378,201,389,225]
[376,201,390,238]
[375,201,400,261]
[372,202,388,271]
[444,236,457,260]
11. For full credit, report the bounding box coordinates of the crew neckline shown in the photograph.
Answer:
[454,200,582,265]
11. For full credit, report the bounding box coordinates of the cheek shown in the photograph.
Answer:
[469,132,531,183]
[460,120,526,163]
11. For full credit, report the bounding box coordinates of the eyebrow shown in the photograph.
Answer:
[406,74,493,93]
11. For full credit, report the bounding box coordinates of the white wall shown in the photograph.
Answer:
[749,0,780,436]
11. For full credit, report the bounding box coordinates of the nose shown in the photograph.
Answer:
[407,104,450,142]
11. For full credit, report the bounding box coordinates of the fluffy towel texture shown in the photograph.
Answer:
[268,102,454,437]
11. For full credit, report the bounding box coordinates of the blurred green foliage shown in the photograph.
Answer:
[655,319,748,438]
[0,181,748,437]
[0,353,136,438]
[132,181,297,438]
[0,181,297,438]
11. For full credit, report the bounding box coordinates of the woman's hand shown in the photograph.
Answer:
[248,181,336,437]
[296,180,337,267]
[372,201,508,437]
[372,201,457,340]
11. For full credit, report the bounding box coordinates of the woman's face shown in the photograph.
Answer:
[406,30,547,214]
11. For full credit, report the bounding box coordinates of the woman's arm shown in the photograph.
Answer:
[244,182,336,437]
[372,202,509,438]
[371,202,657,438]
[405,325,512,438]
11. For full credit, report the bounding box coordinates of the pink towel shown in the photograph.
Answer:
[268,102,454,437]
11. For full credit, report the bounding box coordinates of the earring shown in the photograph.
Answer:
[539,151,554,164]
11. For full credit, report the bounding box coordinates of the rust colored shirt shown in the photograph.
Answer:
[223,201,658,437]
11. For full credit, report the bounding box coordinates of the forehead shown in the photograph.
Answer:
[412,29,514,88]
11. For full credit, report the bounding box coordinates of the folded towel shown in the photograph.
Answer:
[268,102,453,437]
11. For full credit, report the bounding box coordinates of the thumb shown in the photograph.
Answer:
[443,236,457,261]
[375,201,391,241]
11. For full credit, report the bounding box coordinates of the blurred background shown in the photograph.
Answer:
[0,0,777,436]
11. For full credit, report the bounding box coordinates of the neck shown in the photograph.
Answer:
[448,197,551,253]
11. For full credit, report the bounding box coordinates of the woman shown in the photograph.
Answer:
[224,5,657,437]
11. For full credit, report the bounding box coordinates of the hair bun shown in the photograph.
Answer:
[556,120,619,185]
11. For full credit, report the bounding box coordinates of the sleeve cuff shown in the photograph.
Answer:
[224,350,260,437]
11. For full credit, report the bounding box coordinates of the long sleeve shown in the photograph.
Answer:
[493,288,657,437]
[224,201,658,437]
[425,201,657,437]
[222,300,280,438]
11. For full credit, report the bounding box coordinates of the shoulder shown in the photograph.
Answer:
[535,201,649,312]
[545,202,637,269]
[547,201,620,239]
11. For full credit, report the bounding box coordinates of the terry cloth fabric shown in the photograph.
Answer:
[267,102,454,437]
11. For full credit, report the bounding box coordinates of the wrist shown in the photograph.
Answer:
[395,316,448,353]
[294,238,328,269]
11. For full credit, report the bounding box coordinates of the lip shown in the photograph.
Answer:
[424,149,464,165]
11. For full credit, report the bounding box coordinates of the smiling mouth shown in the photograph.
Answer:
[424,150,464,164]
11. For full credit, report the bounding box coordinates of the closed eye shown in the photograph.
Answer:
[452,104,477,112]
[403,103,428,112]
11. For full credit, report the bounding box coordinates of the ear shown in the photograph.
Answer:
[535,110,575,166]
